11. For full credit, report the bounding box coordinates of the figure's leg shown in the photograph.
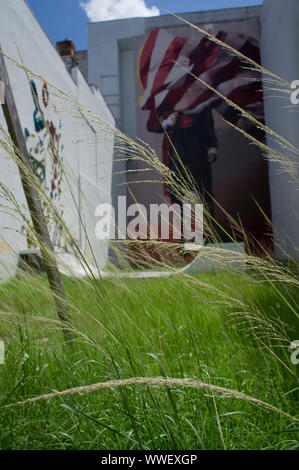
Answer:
[185,148,215,243]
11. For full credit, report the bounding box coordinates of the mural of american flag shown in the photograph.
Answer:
[138,27,264,129]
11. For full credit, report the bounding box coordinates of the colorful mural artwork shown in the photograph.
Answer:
[134,20,273,254]
[24,79,65,248]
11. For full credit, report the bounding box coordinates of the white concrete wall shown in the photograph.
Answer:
[71,67,115,265]
[0,0,115,280]
[261,0,299,259]
[88,17,146,127]
[0,104,27,279]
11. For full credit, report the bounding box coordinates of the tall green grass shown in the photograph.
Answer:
[0,272,298,450]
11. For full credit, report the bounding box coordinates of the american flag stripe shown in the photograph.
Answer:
[139,29,159,90]
[141,29,177,106]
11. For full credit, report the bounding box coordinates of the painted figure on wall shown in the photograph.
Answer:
[147,105,218,216]
[137,26,272,253]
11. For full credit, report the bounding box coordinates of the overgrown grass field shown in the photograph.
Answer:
[0,271,298,450]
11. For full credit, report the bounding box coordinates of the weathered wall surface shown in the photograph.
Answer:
[88,4,299,259]
[0,0,115,280]
[261,0,299,259]
[75,50,88,83]
[0,104,27,279]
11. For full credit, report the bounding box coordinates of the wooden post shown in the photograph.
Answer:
[0,49,73,343]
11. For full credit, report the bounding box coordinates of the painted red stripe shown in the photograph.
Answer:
[139,29,159,90]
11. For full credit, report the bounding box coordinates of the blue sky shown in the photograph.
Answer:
[26,0,263,51]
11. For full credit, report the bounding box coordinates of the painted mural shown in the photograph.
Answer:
[23,79,65,249]
[133,19,273,254]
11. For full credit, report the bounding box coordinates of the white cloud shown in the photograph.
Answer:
[80,0,160,22]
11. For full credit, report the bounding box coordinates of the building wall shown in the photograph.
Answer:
[88,5,299,259]
[0,0,115,280]
[88,17,146,127]
[261,0,299,259]
[75,50,88,82]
